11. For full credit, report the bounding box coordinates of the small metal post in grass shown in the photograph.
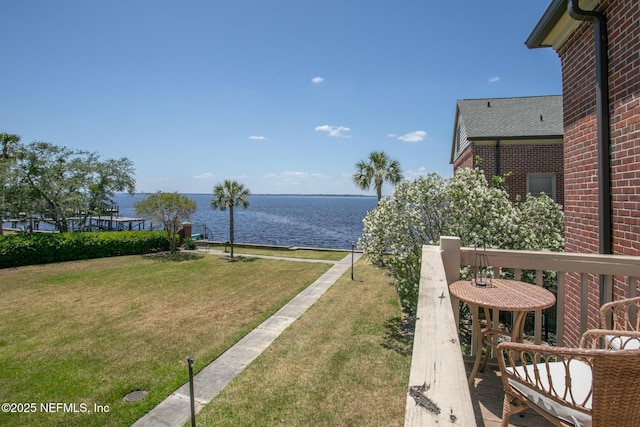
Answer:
[351,242,355,281]
[187,356,196,427]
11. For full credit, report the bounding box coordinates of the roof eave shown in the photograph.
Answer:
[526,0,599,50]
[450,104,461,164]
[469,135,564,141]
[526,0,566,48]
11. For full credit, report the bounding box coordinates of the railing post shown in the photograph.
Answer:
[440,236,461,284]
[441,237,461,325]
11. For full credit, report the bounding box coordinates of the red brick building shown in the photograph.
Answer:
[450,95,564,206]
[528,0,640,346]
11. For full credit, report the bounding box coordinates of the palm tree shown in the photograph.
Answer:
[353,151,403,202]
[211,180,251,258]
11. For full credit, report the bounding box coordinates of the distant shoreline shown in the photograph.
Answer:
[121,193,379,198]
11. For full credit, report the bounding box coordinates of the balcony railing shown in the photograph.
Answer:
[405,236,640,426]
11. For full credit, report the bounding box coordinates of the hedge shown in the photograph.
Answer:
[0,231,171,268]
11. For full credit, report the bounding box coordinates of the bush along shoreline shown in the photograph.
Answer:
[0,231,170,268]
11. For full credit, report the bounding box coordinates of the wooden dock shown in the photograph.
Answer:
[87,215,146,231]
[4,215,146,232]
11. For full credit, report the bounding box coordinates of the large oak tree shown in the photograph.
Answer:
[0,133,21,235]
[7,140,135,232]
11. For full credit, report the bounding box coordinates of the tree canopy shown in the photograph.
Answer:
[134,192,197,254]
[353,151,403,202]
[2,137,135,232]
[359,167,564,315]
[211,180,251,258]
[0,133,22,235]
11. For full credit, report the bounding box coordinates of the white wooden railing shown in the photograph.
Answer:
[404,242,475,425]
[405,236,640,426]
[458,241,640,346]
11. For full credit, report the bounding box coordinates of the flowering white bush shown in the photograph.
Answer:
[359,167,564,315]
[358,173,449,262]
[447,168,527,249]
[516,191,564,252]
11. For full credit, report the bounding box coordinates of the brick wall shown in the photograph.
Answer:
[452,146,474,171]
[454,142,564,206]
[609,0,640,257]
[556,0,640,346]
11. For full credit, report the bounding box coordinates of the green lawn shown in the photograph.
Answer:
[0,252,411,427]
[0,253,332,426]
[197,244,349,261]
[194,260,412,426]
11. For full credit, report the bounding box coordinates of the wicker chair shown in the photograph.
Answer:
[599,296,640,332]
[497,329,640,427]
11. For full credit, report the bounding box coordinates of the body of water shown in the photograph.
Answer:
[115,194,378,250]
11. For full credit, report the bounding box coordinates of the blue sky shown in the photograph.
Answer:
[1,1,561,195]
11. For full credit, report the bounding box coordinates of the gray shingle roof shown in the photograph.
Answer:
[457,95,563,139]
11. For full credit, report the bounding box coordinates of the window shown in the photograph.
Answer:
[527,174,556,200]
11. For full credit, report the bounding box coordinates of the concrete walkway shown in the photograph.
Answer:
[132,251,362,427]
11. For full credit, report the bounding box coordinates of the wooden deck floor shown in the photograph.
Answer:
[465,357,555,427]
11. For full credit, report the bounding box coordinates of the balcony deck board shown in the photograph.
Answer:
[465,357,554,426]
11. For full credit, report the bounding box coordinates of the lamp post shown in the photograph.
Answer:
[351,242,355,281]
[187,357,196,427]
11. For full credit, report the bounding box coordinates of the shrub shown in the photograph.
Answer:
[183,237,197,250]
[359,168,564,316]
[0,231,170,268]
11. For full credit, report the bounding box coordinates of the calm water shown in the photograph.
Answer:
[115,194,378,249]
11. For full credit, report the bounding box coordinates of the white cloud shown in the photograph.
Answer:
[489,76,501,83]
[264,171,331,182]
[405,167,430,178]
[249,135,266,140]
[315,125,351,137]
[254,171,349,193]
[397,130,427,143]
[311,172,330,179]
[282,171,308,178]
[263,171,307,181]
[387,133,397,138]
[311,76,324,84]
[193,172,215,180]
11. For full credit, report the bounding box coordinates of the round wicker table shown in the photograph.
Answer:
[449,279,556,387]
